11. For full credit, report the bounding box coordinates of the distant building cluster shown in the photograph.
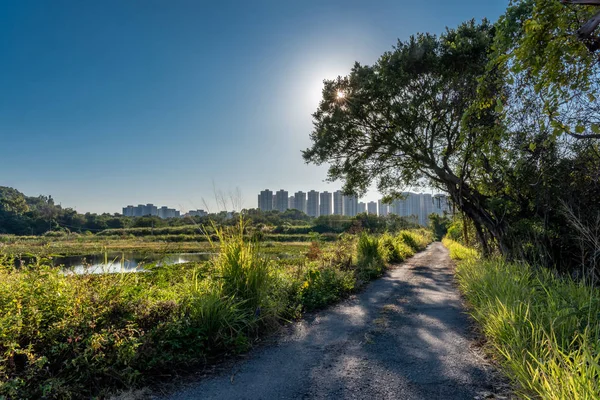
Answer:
[186,209,208,217]
[122,204,181,219]
[257,189,451,226]
[380,193,451,226]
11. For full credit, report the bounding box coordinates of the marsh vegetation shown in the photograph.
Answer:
[0,218,431,398]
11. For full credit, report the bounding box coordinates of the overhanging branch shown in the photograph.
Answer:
[562,1,600,51]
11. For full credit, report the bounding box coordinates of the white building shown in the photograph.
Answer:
[319,191,332,216]
[378,200,389,217]
[187,209,208,217]
[258,189,274,211]
[343,195,358,217]
[333,190,344,215]
[307,190,319,217]
[275,190,289,212]
[358,202,366,214]
[293,191,307,214]
[367,201,377,215]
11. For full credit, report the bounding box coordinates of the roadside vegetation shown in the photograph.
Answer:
[0,219,431,399]
[302,1,600,397]
[444,238,600,399]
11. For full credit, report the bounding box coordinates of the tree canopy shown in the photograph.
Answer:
[304,3,600,273]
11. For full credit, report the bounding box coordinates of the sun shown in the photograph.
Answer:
[336,90,345,100]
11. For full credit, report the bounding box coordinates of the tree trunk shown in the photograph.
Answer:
[446,182,509,257]
[578,10,600,39]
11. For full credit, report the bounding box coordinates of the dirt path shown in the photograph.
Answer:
[162,242,500,400]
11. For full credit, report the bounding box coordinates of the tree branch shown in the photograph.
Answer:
[567,131,600,139]
[561,0,600,5]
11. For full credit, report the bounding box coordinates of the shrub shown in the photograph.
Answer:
[297,266,355,311]
[398,230,429,252]
[379,233,417,263]
[442,238,478,261]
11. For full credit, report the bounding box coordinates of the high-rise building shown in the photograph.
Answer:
[319,191,332,216]
[258,189,274,211]
[420,193,433,226]
[123,204,179,218]
[274,190,288,212]
[343,195,358,217]
[294,191,307,214]
[158,206,169,219]
[307,190,319,217]
[367,201,377,215]
[140,204,158,216]
[392,192,420,218]
[378,200,389,217]
[288,196,295,210]
[433,194,451,215]
[358,202,366,214]
[385,192,446,226]
[187,209,208,217]
[333,190,344,215]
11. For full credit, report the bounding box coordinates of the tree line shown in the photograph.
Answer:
[0,186,427,236]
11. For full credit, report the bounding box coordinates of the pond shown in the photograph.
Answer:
[14,252,214,274]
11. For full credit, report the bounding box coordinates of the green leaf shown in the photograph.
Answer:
[575,125,585,134]
[529,143,537,152]
[494,99,504,113]
[592,124,600,134]
[587,93,596,103]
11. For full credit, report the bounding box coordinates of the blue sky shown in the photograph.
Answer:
[0,0,508,213]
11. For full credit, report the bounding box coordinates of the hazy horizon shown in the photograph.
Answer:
[1,1,508,214]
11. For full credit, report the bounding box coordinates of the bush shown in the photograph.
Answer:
[379,233,416,263]
[297,266,356,311]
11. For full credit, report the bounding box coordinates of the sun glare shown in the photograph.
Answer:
[336,90,345,99]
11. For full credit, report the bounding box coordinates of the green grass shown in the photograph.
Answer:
[444,239,600,399]
[442,237,479,261]
[0,234,315,257]
[0,227,431,398]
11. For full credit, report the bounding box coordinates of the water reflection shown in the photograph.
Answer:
[15,252,213,274]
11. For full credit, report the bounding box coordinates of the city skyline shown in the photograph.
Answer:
[0,1,507,214]
[256,188,451,224]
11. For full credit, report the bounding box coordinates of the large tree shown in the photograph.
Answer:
[303,20,507,255]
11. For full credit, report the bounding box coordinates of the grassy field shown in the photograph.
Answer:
[443,238,600,399]
[0,225,432,398]
[0,234,315,258]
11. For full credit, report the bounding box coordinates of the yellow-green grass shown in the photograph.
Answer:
[444,239,600,399]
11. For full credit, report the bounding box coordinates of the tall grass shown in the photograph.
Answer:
[0,225,431,398]
[211,220,273,316]
[357,233,387,278]
[442,237,479,261]
[444,239,600,399]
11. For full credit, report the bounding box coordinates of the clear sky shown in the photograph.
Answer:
[0,0,508,214]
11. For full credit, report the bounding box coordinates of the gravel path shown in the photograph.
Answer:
[162,242,499,400]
